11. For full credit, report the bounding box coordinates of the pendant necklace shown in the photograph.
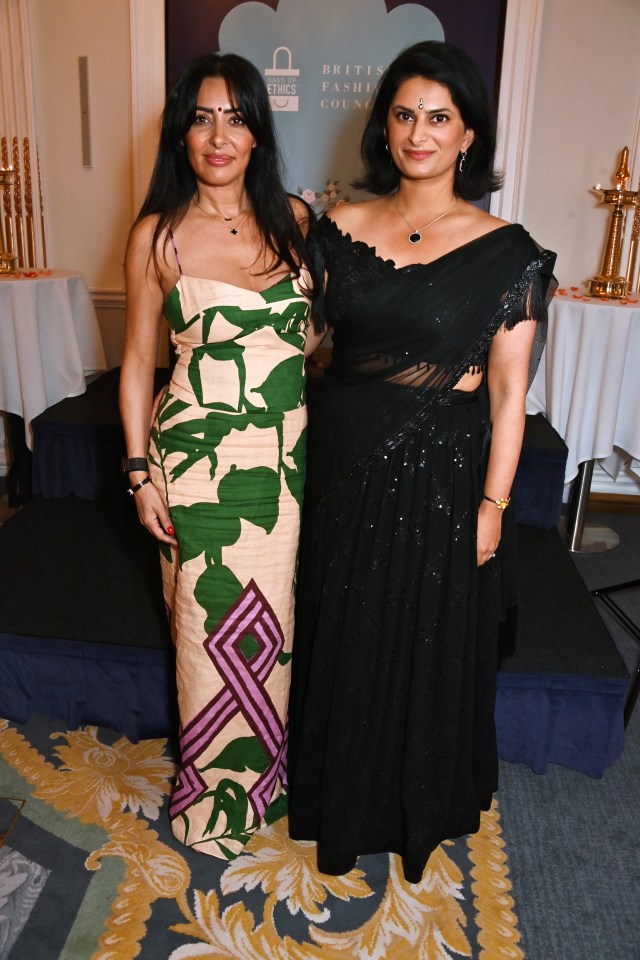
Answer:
[193,195,246,235]
[393,192,460,244]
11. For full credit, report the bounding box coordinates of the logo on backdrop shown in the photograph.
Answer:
[265,47,300,112]
[220,0,444,199]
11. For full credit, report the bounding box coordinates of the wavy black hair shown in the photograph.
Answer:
[135,52,315,287]
[353,40,502,200]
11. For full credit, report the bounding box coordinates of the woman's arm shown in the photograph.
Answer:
[119,218,177,545]
[477,318,537,565]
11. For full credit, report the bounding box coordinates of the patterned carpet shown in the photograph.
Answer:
[0,713,523,960]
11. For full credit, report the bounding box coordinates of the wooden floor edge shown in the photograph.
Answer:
[588,492,640,514]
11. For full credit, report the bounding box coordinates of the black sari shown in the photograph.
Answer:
[287,216,556,883]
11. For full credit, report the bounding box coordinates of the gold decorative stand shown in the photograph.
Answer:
[0,166,18,274]
[589,146,638,298]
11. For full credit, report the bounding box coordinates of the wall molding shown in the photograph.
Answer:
[590,464,640,498]
[91,288,125,310]
[490,0,545,223]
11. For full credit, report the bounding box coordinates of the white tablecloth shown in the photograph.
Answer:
[527,293,640,484]
[0,270,106,448]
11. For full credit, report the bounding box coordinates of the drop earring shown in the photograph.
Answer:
[458,150,467,172]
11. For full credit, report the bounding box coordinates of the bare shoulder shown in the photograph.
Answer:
[289,193,313,229]
[325,197,385,232]
[126,214,160,262]
[460,203,510,238]
[124,213,174,298]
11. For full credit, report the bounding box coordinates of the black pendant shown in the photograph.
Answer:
[408,231,422,244]
[230,228,238,235]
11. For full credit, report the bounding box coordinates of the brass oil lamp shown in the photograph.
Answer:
[0,166,19,274]
[589,147,638,298]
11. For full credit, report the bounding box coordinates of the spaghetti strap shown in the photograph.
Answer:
[168,230,183,275]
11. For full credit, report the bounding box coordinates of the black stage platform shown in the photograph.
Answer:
[0,494,629,776]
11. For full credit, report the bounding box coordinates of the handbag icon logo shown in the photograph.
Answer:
[265,47,299,111]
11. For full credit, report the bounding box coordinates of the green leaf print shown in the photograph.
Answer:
[187,342,262,414]
[264,792,288,825]
[193,562,244,633]
[260,275,296,304]
[277,651,292,666]
[203,778,250,841]
[158,396,189,426]
[159,541,172,563]
[170,502,241,566]
[157,415,236,482]
[155,410,286,484]
[238,633,260,661]
[164,288,202,333]
[217,465,281,534]
[202,736,269,774]
[250,354,305,410]
[282,425,307,508]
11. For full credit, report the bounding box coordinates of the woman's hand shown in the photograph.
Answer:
[131,477,178,546]
[476,499,502,566]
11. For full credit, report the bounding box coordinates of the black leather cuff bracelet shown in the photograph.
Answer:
[127,476,152,496]
[122,457,149,474]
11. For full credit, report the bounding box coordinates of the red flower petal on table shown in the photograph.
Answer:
[557,288,567,295]
[570,286,579,291]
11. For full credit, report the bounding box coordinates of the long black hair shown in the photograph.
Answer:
[136,52,315,286]
[354,41,502,200]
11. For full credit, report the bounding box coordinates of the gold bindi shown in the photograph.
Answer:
[418,98,424,109]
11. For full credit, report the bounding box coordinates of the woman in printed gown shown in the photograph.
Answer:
[287,41,556,883]
[120,53,321,859]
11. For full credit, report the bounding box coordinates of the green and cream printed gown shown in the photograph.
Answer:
[148,263,310,860]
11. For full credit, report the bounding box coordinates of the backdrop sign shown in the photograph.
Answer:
[166,0,506,206]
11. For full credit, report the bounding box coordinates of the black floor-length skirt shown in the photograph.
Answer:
[287,389,513,884]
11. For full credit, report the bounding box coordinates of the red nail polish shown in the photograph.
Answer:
[167,525,174,535]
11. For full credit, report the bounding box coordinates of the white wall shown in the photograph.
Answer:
[32,0,133,290]
[29,0,167,370]
[30,0,133,370]
[520,0,640,288]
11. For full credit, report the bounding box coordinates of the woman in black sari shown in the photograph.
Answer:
[287,40,556,884]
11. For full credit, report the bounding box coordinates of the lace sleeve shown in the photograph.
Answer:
[504,251,557,388]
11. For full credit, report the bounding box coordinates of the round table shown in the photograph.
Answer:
[527,292,640,551]
[0,269,107,503]
[0,269,106,447]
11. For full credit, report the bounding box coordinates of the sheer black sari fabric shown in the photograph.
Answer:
[305,218,555,503]
[288,216,556,883]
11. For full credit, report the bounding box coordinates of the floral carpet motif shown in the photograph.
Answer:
[0,715,523,960]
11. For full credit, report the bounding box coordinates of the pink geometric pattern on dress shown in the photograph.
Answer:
[170,579,286,821]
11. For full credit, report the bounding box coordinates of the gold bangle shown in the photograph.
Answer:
[483,494,510,510]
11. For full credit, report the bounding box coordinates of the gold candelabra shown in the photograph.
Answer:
[0,165,19,273]
[589,146,638,298]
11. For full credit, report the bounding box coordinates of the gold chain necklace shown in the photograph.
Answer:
[393,192,460,244]
[193,195,247,236]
